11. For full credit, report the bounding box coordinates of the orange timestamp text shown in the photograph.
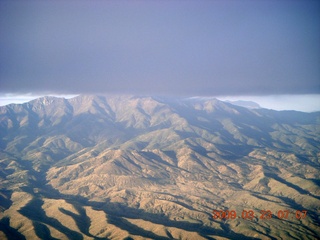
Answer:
[212,209,308,220]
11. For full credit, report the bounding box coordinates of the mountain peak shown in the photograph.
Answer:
[31,96,63,105]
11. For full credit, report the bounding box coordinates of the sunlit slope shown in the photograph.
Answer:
[0,95,319,239]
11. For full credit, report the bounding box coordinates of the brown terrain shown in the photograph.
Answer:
[0,95,319,239]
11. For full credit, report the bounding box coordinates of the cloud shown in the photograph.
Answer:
[218,94,320,112]
[0,0,319,96]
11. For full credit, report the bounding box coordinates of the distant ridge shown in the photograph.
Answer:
[225,100,261,109]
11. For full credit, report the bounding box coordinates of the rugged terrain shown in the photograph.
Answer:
[0,95,319,239]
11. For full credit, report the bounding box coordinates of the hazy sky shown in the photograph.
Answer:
[0,1,319,100]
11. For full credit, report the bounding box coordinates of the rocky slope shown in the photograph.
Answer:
[0,95,319,239]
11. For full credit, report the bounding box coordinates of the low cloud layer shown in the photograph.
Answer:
[1,0,319,96]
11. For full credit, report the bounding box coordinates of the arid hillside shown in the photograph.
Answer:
[0,95,319,239]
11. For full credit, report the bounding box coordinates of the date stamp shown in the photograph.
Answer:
[212,209,308,220]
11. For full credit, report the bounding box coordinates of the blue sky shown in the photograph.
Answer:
[0,0,319,111]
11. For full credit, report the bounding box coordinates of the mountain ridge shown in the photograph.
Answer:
[0,95,319,239]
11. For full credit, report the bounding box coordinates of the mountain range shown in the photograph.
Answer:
[0,95,319,239]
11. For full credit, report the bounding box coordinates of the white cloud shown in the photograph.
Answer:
[218,94,320,112]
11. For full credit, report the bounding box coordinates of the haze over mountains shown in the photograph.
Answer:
[0,95,319,239]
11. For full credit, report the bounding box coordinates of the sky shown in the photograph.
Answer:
[0,0,319,111]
